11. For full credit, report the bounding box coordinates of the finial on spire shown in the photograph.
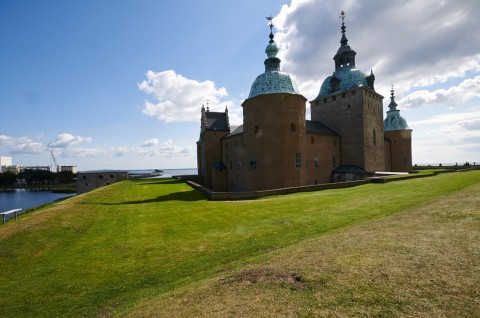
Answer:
[340,10,346,33]
[390,85,395,101]
[266,15,275,43]
[339,10,348,46]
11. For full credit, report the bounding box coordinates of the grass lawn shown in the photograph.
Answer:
[0,171,479,317]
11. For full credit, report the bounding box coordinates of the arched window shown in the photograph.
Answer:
[291,123,296,132]
[373,129,377,145]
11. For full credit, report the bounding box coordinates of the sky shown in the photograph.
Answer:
[1,0,479,171]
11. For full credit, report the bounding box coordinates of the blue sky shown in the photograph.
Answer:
[1,0,479,171]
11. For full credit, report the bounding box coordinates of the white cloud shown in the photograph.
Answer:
[273,0,480,100]
[0,135,45,155]
[141,138,159,147]
[10,142,45,155]
[399,76,480,109]
[409,111,480,126]
[158,139,192,157]
[61,147,105,158]
[48,133,92,148]
[138,70,234,123]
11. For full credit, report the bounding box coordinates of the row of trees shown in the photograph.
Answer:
[0,170,75,187]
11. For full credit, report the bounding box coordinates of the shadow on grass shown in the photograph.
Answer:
[104,189,205,205]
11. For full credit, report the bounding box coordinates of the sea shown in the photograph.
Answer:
[0,168,198,217]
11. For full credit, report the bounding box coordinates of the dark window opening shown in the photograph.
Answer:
[250,156,256,171]
[295,153,301,169]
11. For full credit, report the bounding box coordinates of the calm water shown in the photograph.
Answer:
[129,168,197,178]
[0,189,75,217]
[0,168,197,217]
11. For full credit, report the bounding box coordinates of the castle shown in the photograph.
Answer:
[197,13,412,192]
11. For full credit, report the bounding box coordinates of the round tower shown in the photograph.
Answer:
[384,87,413,172]
[241,17,307,190]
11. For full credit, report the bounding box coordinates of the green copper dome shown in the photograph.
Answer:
[317,67,370,97]
[384,88,410,131]
[248,22,300,99]
[315,12,375,99]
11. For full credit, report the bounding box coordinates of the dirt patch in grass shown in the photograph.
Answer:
[125,179,480,318]
[223,268,308,291]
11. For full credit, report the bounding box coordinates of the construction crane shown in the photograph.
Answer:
[50,150,59,173]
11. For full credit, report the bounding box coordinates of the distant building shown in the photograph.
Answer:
[0,156,12,173]
[5,165,21,174]
[21,166,51,172]
[60,166,78,174]
[197,13,412,192]
[76,170,128,194]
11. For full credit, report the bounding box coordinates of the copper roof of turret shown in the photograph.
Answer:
[384,86,410,131]
[247,16,301,99]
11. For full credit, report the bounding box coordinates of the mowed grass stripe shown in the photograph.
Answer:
[134,173,480,317]
[0,171,478,317]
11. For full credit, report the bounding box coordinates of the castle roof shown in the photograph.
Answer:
[306,120,339,136]
[315,11,375,99]
[247,18,301,99]
[205,111,229,131]
[384,87,410,131]
[200,105,230,133]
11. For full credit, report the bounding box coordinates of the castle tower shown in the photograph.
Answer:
[197,104,230,190]
[384,87,413,172]
[240,17,308,190]
[310,11,385,172]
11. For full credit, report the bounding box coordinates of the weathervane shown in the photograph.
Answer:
[266,14,274,43]
[340,10,345,22]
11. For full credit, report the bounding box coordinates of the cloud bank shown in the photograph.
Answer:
[138,70,233,123]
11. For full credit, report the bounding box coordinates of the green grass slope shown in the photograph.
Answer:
[0,171,479,317]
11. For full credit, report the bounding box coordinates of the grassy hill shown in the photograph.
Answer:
[0,171,479,317]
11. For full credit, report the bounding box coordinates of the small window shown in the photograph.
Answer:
[373,129,377,146]
[254,125,259,134]
[82,176,86,180]
[348,104,351,109]
[311,137,314,144]
[342,93,346,98]
[98,175,104,179]
[352,90,356,96]
[324,98,327,103]
[315,101,319,106]
[110,174,114,178]
[250,156,256,171]
[314,157,319,168]
[85,183,88,186]
[295,153,301,169]
[333,96,336,101]
[237,160,242,170]
[291,123,296,132]
[229,161,232,170]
